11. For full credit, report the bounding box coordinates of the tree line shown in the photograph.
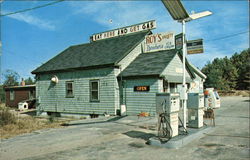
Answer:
[201,48,250,90]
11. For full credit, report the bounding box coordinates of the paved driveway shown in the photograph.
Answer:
[0,96,249,160]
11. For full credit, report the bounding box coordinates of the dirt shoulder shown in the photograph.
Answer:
[0,106,71,139]
[218,90,249,97]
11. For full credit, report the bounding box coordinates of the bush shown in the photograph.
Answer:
[0,107,17,126]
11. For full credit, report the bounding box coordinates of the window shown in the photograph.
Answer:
[90,80,99,102]
[214,91,220,100]
[10,90,15,101]
[66,81,74,97]
[163,79,168,92]
[29,90,35,99]
[170,83,176,93]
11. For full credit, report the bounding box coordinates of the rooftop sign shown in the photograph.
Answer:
[144,32,175,53]
[90,20,156,42]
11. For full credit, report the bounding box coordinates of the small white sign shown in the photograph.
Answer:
[175,68,183,73]
[91,20,156,42]
[144,32,175,53]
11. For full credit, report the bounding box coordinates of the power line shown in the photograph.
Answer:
[0,0,64,17]
[206,30,249,42]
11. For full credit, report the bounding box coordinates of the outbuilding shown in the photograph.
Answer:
[4,84,36,108]
[32,22,205,116]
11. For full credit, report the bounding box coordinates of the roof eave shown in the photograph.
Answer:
[118,74,160,80]
[32,63,116,75]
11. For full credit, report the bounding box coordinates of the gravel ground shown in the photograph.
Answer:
[0,96,249,160]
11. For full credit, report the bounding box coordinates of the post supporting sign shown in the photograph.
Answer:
[90,20,156,42]
[187,39,204,54]
[144,32,175,53]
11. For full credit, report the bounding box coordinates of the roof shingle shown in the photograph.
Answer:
[32,31,150,74]
[120,49,178,77]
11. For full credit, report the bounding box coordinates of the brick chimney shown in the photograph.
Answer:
[21,78,25,86]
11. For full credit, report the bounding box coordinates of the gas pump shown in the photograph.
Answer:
[204,88,221,109]
[156,93,180,140]
[187,93,204,128]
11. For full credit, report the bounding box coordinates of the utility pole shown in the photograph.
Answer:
[0,0,2,84]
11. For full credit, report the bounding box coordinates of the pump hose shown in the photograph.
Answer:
[158,113,173,142]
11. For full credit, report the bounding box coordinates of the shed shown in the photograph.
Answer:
[4,85,36,108]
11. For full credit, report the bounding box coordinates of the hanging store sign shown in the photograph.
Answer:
[187,39,204,54]
[175,33,183,50]
[134,86,150,92]
[90,20,156,42]
[144,32,175,53]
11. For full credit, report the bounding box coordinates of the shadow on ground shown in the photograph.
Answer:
[20,110,37,116]
[61,116,127,126]
[123,130,155,141]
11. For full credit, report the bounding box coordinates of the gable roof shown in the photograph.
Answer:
[120,49,178,78]
[32,31,150,74]
[187,62,207,79]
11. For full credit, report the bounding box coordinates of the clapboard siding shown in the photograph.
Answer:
[122,78,160,115]
[161,54,192,79]
[189,72,204,93]
[36,67,118,115]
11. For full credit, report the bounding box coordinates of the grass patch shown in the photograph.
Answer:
[0,104,69,139]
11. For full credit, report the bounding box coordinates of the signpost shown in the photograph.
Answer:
[187,39,203,54]
[161,0,212,131]
[90,20,156,42]
[144,32,175,53]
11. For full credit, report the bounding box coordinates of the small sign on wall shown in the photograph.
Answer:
[134,86,150,92]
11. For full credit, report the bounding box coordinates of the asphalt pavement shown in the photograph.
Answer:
[0,96,249,160]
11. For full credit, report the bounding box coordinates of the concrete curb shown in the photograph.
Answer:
[148,126,215,149]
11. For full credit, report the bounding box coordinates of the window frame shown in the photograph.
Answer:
[90,80,100,102]
[29,90,35,99]
[10,90,15,101]
[65,81,74,98]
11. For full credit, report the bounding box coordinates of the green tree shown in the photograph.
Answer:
[2,69,20,86]
[202,48,249,90]
[221,56,238,90]
[202,59,224,89]
[24,77,35,85]
[231,48,250,89]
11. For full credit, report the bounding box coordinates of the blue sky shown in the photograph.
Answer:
[0,0,249,82]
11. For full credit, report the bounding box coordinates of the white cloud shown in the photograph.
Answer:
[187,44,227,69]
[68,1,248,69]
[68,1,211,37]
[69,1,168,30]
[4,11,55,31]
